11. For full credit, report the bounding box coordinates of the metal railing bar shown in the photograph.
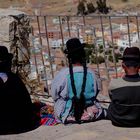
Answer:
[44,16,54,78]
[36,16,49,95]
[126,16,131,47]
[82,15,86,25]
[93,27,101,78]
[66,16,71,37]
[109,16,118,78]
[100,16,110,80]
[58,16,65,47]
[31,27,40,84]
[136,16,140,39]
[29,14,140,18]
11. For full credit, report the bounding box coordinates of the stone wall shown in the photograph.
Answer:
[0,9,30,65]
[0,9,33,91]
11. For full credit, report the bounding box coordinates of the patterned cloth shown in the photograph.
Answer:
[41,114,58,126]
[40,104,58,126]
[66,101,106,123]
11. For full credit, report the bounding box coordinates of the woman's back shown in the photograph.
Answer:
[0,72,40,134]
[51,38,106,124]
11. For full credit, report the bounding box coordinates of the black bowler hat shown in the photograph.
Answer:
[0,46,13,62]
[120,47,140,66]
[64,38,85,54]
[120,47,140,61]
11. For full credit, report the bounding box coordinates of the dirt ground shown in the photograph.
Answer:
[0,120,140,140]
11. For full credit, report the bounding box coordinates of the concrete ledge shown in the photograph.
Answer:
[0,120,140,140]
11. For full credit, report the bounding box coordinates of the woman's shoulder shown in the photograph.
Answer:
[87,67,96,73]
[54,67,69,76]
[52,67,69,82]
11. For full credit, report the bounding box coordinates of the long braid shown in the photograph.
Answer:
[68,57,77,97]
[81,58,87,96]
[68,55,87,123]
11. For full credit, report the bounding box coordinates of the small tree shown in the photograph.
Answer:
[86,2,96,14]
[115,52,122,62]
[77,0,86,15]
[96,0,110,14]
[90,54,105,64]
[108,55,113,62]
[98,45,104,53]
[84,44,95,63]
[97,55,105,64]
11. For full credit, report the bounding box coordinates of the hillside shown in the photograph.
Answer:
[0,0,140,15]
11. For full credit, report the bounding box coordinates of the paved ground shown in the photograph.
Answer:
[0,120,140,140]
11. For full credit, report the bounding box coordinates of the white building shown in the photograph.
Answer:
[117,33,139,48]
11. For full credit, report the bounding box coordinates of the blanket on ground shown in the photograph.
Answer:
[40,104,58,126]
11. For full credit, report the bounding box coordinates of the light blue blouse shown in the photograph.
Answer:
[51,66,101,123]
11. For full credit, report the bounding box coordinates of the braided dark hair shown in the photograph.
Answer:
[67,43,87,123]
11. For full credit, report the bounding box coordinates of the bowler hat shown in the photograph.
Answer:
[0,46,13,62]
[64,38,85,54]
[120,47,140,66]
[120,47,140,61]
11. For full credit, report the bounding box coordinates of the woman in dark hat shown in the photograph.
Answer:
[51,38,106,124]
[0,46,40,134]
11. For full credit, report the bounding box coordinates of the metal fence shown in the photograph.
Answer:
[26,14,140,96]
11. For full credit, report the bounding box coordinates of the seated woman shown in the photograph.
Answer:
[51,38,106,124]
[0,46,40,134]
